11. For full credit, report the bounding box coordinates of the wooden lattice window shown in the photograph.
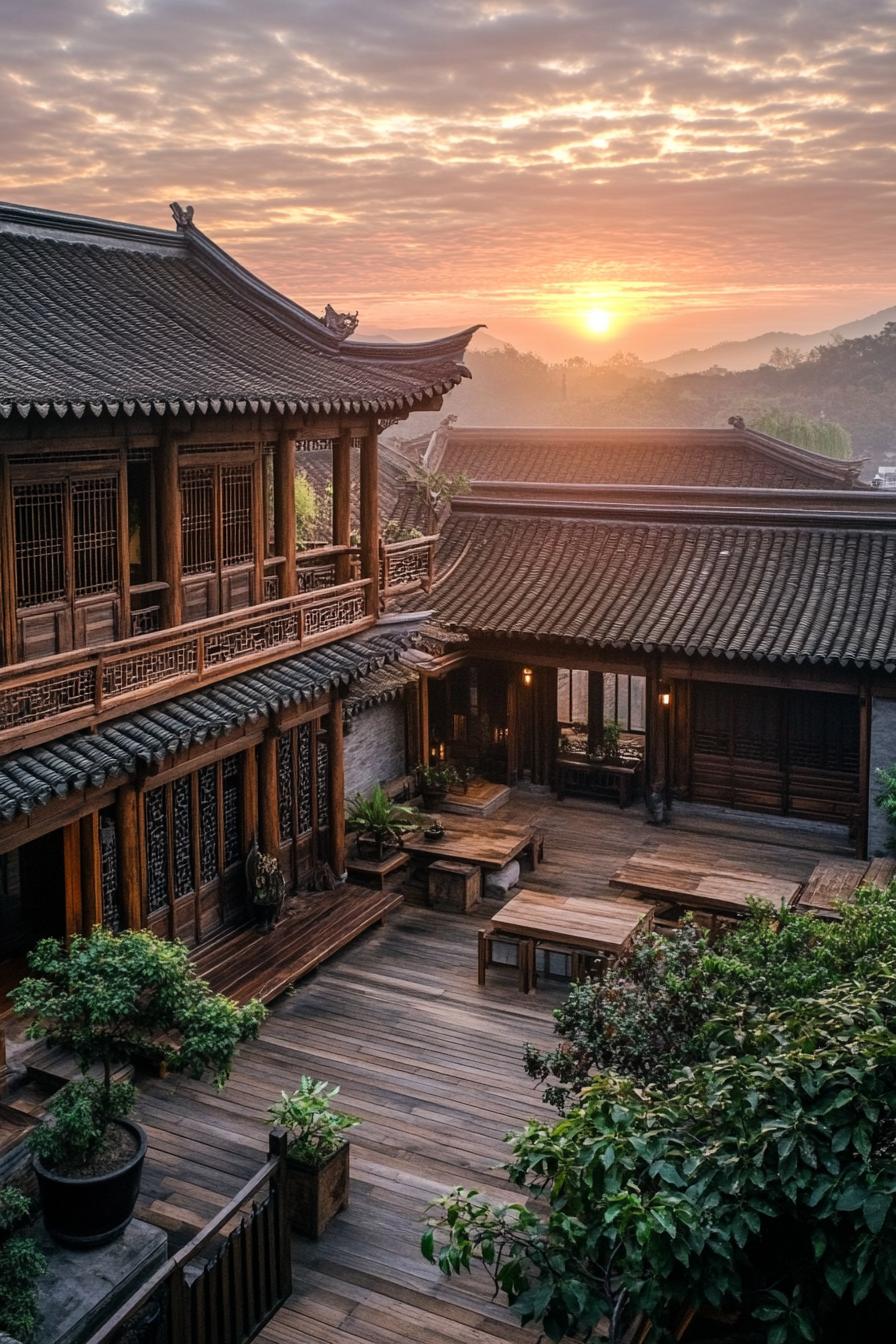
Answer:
[277,721,318,843]
[13,481,67,608]
[72,477,119,597]
[13,475,121,610]
[222,755,242,869]
[144,756,244,919]
[181,467,215,575]
[221,465,254,566]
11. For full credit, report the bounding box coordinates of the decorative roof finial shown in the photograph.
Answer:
[728,414,745,430]
[170,202,195,229]
[320,304,359,341]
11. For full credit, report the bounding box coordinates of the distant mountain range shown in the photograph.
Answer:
[649,306,896,375]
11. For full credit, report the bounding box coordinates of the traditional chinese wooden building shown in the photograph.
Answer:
[0,200,476,1077]
[408,423,896,856]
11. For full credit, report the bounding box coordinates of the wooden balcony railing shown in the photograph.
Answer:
[0,578,372,749]
[295,535,438,602]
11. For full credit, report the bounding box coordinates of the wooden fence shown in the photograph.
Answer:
[85,1131,292,1344]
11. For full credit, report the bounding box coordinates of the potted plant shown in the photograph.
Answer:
[418,764,460,810]
[0,1186,46,1342]
[246,840,286,931]
[268,1077,359,1239]
[346,785,423,860]
[11,928,265,1248]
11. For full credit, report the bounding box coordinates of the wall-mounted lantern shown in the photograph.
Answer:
[522,666,534,687]
[658,683,672,708]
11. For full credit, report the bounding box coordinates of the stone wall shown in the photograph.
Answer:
[344,698,407,800]
[868,696,896,856]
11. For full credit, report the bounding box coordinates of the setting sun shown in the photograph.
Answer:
[584,307,614,336]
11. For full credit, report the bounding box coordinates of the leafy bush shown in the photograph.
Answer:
[13,928,266,1173]
[751,408,852,460]
[28,1078,136,1173]
[875,766,896,849]
[346,785,424,851]
[268,1077,359,1167]
[427,975,896,1344]
[0,1186,46,1341]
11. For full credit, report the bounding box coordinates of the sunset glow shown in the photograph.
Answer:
[1,1,893,359]
[584,308,615,337]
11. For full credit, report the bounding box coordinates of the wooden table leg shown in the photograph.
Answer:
[477,929,488,986]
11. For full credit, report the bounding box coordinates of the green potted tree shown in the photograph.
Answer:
[12,928,265,1249]
[417,764,459,811]
[346,785,423,860]
[0,1186,46,1342]
[267,1077,359,1239]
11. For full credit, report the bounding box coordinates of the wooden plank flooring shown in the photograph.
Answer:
[130,795,837,1342]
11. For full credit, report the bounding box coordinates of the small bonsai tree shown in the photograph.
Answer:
[12,928,266,1174]
[346,785,423,858]
[0,1186,46,1342]
[268,1077,359,1167]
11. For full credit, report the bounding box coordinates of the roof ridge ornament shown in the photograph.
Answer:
[728,415,745,429]
[169,201,195,229]
[320,303,359,341]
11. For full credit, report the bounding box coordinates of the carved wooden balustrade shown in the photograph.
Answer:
[380,534,438,597]
[0,578,372,749]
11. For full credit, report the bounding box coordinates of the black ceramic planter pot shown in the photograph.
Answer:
[34,1118,147,1248]
[421,788,447,810]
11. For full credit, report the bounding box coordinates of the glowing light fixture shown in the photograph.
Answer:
[658,684,672,708]
[522,666,534,687]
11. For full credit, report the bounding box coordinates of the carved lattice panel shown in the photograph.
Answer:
[316,733,329,830]
[203,613,300,668]
[100,813,121,932]
[103,641,198,699]
[222,755,242,869]
[304,592,365,638]
[297,723,313,835]
[181,467,215,575]
[278,734,294,842]
[0,668,97,731]
[297,563,337,593]
[72,476,120,597]
[198,765,219,885]
[172,776,194,898]
[145,788,170,915]
[13,481,66,608]
[384,544,430,591]
[221,465,254,567]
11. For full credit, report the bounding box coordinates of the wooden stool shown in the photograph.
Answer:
[477,927,533,992]
[429,860,481,912]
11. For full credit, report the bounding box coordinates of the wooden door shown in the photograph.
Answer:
[180,462,256,621]
[275,720,329,889]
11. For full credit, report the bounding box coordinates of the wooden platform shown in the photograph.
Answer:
[190,884,403,1004]
[440,778,511,818]
[796,855,896,919]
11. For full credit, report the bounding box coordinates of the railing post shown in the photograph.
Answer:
[168,1262,188,1344]
[268,1127,293,1300]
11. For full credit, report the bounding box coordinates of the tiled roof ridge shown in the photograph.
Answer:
[0,199,181,251]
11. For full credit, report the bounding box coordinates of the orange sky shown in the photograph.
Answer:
[2,0,894,360]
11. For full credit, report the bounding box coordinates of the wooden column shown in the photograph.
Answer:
[537,666,558,788]
[332,426,352,586]
[274,425,297,599]
[62,821,83,941]
[253,448,266,605]
[241,746,259,853]
[116,783,143,930]
[327,694,347,880]
[587,672,604,756]
[359,418,380,615]
[857,682,871,859]
[419,672,430,770]
[157,423,183,628]
[80,811,103,931]
[0,452,17,664]
[117,444,131,639]
[259,733,280,856]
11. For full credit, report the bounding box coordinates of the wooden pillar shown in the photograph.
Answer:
[332,426,352,586]
[359,418,380,615]
[80,812,102,931]
[157,423,183,628]
[857,682,871,859]
[537,667,558,788]
[0,453,17,665]
[274,425,297,599]
[587,672,604,756]
[117,445,131,639]
[116,783,143,930]
[419,672,430,770]
[328,694,347,880]
[61,821,84,941]
[506,672,519,785]
[259,733,280,856]
[241,746,259,853]
[253,448,266,605]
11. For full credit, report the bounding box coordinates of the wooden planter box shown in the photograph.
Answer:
[427,859,482,912]
[285,1142,350,1239]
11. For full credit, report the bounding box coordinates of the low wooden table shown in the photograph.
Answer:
[404,821,538,872]
[346,850,409,890]
[610,848,802,921]
[555,756,642,808]
[482,890,653,991]
[796,856,896,919]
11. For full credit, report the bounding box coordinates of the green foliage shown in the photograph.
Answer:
[600,720,621,761]
[406,464,470,520]
[524,921,711,1108]
[382,518,423,542]
[750,408,852,460]
[294,469,331,544]
[13,928,266,1166]
[418,763,460,791]
[268,1077,360,1167]
[346,785,423,847]
[875,766,896,849]
[428,975,896,1343]
[28,1077,136,1172]
[0,1186,46,1342]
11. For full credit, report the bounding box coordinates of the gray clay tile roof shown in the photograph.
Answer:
[426,426,861,490]
[429,510,896,671]
[343,662,418,717]
[0,630,411,821]
[0,202,477,421]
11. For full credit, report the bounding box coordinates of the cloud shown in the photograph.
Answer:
[0,0,893,355]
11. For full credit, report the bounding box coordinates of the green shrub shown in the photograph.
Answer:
[268,1077,359,1167]
[0,1186,46,1341]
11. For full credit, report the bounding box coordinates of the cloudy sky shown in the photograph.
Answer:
[2,0,894,358]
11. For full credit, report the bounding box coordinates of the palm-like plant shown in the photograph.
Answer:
[346,785,423,859]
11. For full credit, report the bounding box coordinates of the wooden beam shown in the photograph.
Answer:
[116,783,143,930]
[0,451,18,665]
[80,811,103,931]
[62,820,83,941]
[274,425,297,598]
[259,733,280,856]
[332,426,352,586]
[157,422,183,628]
[359,418,380,616]
[117,443,131,639]
[327,694,346,880]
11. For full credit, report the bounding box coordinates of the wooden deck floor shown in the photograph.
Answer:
[130,796,837,1342]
